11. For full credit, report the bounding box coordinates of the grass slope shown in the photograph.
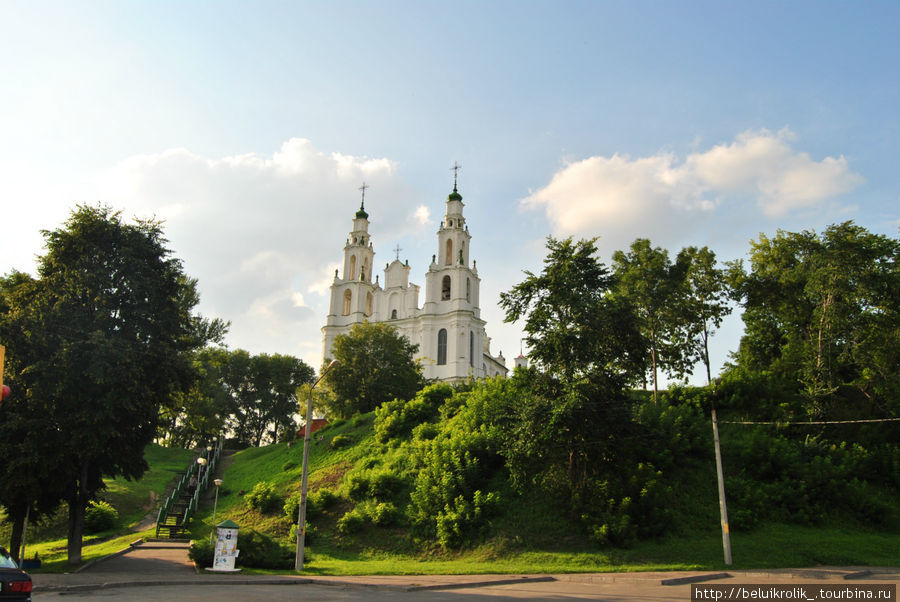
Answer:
[0,444,194,571]
[187,416,900,574]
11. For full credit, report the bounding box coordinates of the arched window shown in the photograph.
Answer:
[466,278,471,302]
[349,255,356,280]
[342,290,352,315]
[391,309,398,319]
[469,331,474,367]
[437,329,447,365]
[441,275,451,300]
[363,258,369,282]
[445,239,453,265]
[365,292,373,316]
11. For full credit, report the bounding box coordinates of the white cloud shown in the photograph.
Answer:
[66,138,421,367]
[522,129,864,254]
[412,205,432,226]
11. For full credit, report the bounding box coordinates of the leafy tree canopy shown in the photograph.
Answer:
[323,322,423,418]
[729,221,899,414]
[0,204,223,564]
[500,236,644,383]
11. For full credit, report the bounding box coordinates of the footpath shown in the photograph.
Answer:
[30,541,900,595]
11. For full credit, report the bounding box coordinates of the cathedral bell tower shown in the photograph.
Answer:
[423,164,484,379]
[322,184,378,361]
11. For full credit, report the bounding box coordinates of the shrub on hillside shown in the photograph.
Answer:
[722,429,898,529]
[237,529,293,569]
[330,434,351,449]
[336,501,402,535]
[284,488,339,523]
[374,383,454,442]
[84,500,119,533]
[346,467,406,502]
[246,481,283,514]
[337,507,366,534]
[580,462,672,548]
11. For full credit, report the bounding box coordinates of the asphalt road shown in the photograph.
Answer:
[34,579,694,601]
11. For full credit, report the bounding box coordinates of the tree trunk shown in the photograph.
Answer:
[8,505,26,563]
[67,464,88,565]
[650,329,659,403]
[703,320,712,385]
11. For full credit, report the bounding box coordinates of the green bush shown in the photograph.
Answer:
[412,422,439,441]
[369,501,401,527]
[282,461,298,472]
[407,389,503,548]
[580,462,671,547]
[331,434,352,449]
[237,529,293,569]
[434,491,500,549]
[246,481,283,514]
[336,501,403,534]
[284,488,339,522]
[188,538,214,568]
[84,500,119,533]
[345,467,405,502]
[374,383,454,442]
[337,507,366,534]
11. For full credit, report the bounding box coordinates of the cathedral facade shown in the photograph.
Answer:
[321,180,508,382]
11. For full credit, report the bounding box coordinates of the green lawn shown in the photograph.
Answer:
[2,444,195,572]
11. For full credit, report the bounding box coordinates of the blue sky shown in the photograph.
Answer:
[2,1,897,382]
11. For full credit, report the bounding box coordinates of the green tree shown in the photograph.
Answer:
[0,273,72,561]
[731,221,899,413]
[499,236,644,382]
[0,205,221,564]
[219,350,314,447]
[612,239,691,399]
[157,347,232,448]
[678,246,733,385]
[323,322,422,417]
[498,237,644,496]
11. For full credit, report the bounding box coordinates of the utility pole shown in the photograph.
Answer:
[295,359,339,571]
[711,379,732,565]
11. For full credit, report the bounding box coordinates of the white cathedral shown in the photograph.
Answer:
[321,177,509,382]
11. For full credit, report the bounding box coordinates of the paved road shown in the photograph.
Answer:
[30,541,899,601]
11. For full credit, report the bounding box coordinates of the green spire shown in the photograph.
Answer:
[356,182,369,218]
[355,199,368,219]
[448,162,462,201]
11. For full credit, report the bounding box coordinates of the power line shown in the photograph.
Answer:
[720,417,900,425]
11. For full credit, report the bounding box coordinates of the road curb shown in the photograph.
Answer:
[661,572,731,586]
[406,575,557,592]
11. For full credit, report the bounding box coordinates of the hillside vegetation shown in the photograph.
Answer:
[0,444,194,570]
[188,375,899,573]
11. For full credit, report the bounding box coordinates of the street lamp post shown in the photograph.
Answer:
[210,478,223,544]
[295,359,338,571]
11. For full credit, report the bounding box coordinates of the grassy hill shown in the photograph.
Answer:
[4,401,896,574]
[0,444,194,570]
[186,412,899,574]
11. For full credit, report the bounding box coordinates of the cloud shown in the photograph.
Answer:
[411,205,432,226]
[75,138,419,365]
[522,129,864,254]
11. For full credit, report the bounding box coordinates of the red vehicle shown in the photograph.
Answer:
[0,547,31,602]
